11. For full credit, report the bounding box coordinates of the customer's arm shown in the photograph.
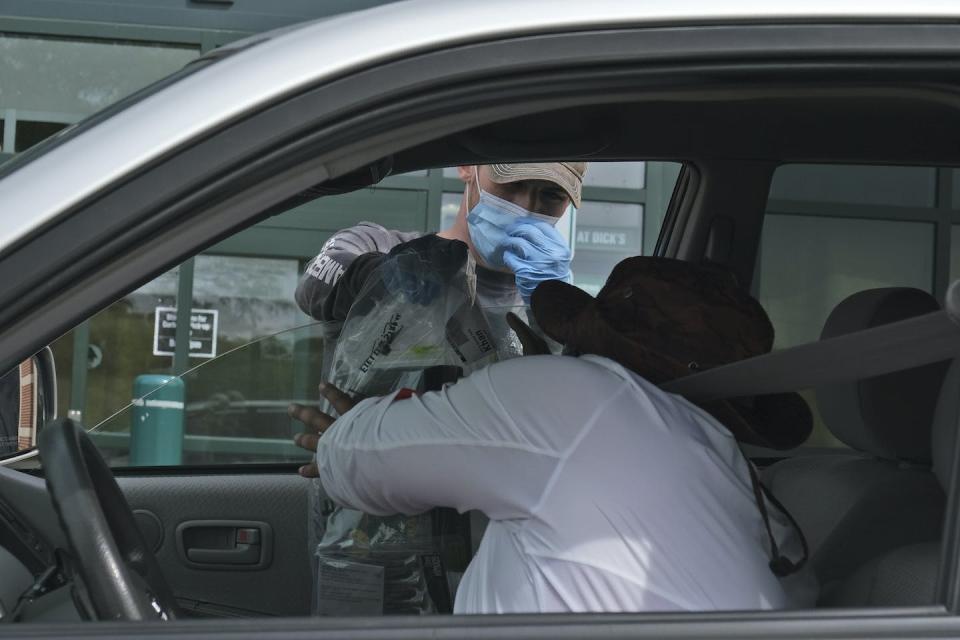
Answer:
[312,356,614,520]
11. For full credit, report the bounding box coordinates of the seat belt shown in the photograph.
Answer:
[661,301,960,577]
[663,308,960,401]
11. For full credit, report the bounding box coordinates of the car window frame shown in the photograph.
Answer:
[3,20,960,634]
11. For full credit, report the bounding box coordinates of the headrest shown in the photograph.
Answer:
[816,288,948,463]
[932,359,960,489]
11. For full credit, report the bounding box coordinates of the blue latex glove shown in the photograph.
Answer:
[501,219,572,303]
[380,235,468,304]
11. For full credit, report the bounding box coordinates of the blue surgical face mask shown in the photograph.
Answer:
[466,172,558,270]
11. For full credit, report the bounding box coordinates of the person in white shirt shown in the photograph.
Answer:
[290,255,815,614]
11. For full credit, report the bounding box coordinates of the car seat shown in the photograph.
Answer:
[822,355,960,607]
[763,288,950,602]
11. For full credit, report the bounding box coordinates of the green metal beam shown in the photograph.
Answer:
[173,258,195,376]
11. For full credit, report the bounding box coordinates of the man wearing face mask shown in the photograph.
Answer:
[294,163,587,347]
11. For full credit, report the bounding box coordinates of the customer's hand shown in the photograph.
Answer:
[289,382,357,478]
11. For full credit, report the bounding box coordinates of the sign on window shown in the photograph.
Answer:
[152,307,219,359]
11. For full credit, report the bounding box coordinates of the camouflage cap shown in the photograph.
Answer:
[531,256,812,450]
[486,162,587,207]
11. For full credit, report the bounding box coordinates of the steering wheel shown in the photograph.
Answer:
[38,418,179,621]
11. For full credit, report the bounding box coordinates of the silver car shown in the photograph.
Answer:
[2,0,960,637]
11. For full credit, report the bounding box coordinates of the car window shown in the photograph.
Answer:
[756,163,948,447]
[36,161,680,468]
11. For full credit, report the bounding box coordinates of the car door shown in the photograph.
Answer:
[6,4,960,639]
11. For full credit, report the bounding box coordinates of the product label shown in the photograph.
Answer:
[316,558,385,616]
[446,303,498,367]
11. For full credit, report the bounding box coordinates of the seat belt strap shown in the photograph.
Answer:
[663,309,960,402]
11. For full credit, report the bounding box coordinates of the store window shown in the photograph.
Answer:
[0,34,199,152]
[571,200,644,294]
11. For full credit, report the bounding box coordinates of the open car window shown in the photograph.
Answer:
[9,161,675,469]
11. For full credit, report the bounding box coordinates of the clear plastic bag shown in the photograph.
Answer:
[326,248,500,399]
[314,512,454,616]
[312,244,491,616]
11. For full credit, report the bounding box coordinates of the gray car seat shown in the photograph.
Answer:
[763,288,950,601]
[824,356,960,607]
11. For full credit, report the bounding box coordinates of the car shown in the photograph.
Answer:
[2,0,960,637]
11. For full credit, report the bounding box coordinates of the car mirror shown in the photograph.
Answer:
[0,347,57,456]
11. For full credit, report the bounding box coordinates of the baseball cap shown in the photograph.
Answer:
[486,163,587,207]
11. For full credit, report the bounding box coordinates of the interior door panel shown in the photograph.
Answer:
[116,472,311,617]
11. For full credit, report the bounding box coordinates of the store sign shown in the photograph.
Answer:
[574,227,641,251]
[153,307,219,359]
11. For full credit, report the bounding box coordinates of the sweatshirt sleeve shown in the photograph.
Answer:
[295,222,422,321]
[315,355,622,520]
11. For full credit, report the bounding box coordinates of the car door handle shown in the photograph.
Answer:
[187,544,260,565]
[176,520,273,570]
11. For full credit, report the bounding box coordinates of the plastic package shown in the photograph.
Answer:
[312,243,492,616]
[326,243,501,399]
[314,512,455,616]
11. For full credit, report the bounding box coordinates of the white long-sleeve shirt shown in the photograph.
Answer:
[316,354,812,614]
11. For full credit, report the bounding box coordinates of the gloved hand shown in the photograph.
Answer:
[501,219,572,303]
[380,234,468,304]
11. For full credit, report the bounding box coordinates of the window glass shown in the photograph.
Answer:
[583,161,645,189]
[47,162,678,468]
[769,163,936,208]
[757,215,934,349]
[51,266,181,431]
[89,324,322,466]
[77,257,316,465]
[571,201,644,294]
[0,34,198,118]
[758,164,940,447]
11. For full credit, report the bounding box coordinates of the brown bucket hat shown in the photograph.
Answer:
[531,256,812,450]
